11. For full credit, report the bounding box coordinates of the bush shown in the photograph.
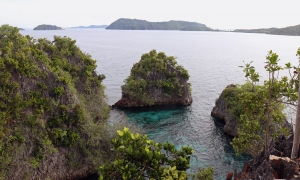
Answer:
[99,127,194,180]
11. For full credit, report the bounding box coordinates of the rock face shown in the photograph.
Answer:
[34,24,63,30]
[211,84,238,137]
[234,135,300,180]
[113,50,192,108]
[0,25,109,179]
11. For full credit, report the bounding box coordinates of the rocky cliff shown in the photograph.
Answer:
[34,24,63,30]
[232,135,300,180]
[0,25,109,179]
[211,84,292,137]
[113,50,192,108]
[211,84,239,137]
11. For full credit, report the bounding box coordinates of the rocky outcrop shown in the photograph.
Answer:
[211,84,293,137]
[0,25,109,179]
[34,24,63,30]
[113,50,192,108]
[113,90,192,107]
[8,147,96,180]
[211,84,238,137]
[233,135,300,180]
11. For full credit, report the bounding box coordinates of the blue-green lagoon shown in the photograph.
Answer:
[21,29,300,179]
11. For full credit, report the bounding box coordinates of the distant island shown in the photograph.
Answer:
[234,24,300,36]
[71,25,108,28]
[106,18,213,31]
[33,24,63,30]
[18,28,24,30]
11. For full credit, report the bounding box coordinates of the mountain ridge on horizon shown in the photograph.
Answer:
[233,24,300,36]
[69,25,108,29]
[106,18,214,31]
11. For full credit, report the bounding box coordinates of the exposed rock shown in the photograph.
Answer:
[113,50,192,108]
[234,135,300,180]
[226,172,233,180]
[211,84,238,137]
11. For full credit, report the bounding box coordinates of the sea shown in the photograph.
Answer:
[21,29,300,179]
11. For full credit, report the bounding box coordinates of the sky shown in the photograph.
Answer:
[1,0,300,30]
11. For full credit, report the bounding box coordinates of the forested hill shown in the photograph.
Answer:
[33,24,63,30]
[106,18,213,31]
[71,25,108,28]
[234,24,300,36]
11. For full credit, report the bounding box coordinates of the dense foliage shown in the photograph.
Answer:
[226,50,300,156]
[106,18,213,31]
[99,127,194,180]
[0,24,109,178]
[234,24,300,36]
[194,167,214,180]
[122,50,190,105]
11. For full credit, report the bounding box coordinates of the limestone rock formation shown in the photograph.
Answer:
[211,84,293,137]
[233,135,300,180]
[113,50,192,108]
[0,25,109,180]
[211,84,238,137]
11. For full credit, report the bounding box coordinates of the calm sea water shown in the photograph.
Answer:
[21,29,300,179]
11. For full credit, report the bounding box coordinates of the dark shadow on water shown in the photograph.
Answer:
[79,174,99,180]
[211,116,252,170]
[212,116,226,126]
[115,105,188,113]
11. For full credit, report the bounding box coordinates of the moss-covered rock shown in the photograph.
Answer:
[0,25,109,179]
[113,50,192,108]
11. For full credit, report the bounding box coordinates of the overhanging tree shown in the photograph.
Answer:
[231,49,300,156]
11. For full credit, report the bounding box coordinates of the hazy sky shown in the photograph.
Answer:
[1,0,300,29]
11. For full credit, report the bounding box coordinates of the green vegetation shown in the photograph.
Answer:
[194,167,214,180]
[106,18,213,31]
[99,127,194,180]
[122,50,190,105]
[234,24,300,36]
[33,24,63,30]
[225,50,300,156]
[0,24,109,178]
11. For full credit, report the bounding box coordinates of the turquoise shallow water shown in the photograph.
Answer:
[112,106,252,179]
[21,29,300,179]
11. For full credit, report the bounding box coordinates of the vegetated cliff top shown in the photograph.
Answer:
[0,25,109,179]
[33,24,63,30]
[113,50,192,107]
[233,24,300,36]
[106,18,213,31]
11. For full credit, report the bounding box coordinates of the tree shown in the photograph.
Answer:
[99,127,194,180]
[231,49,300,156]
[291,48,300,159]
